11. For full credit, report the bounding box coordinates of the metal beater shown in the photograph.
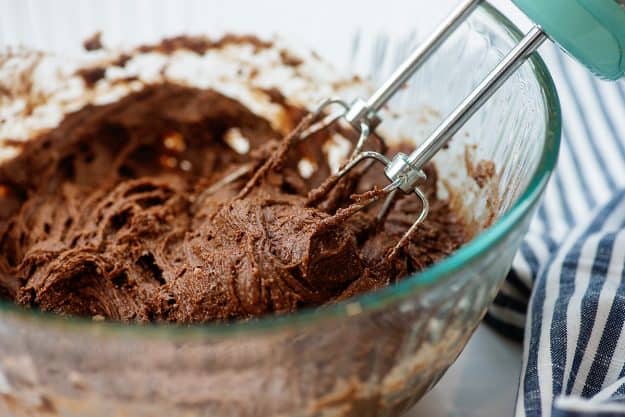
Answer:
[239,0,625,257]
[299,0,550,256]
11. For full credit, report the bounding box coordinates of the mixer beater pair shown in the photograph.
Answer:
[297,0,549,255]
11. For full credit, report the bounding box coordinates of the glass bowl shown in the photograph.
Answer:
[0,1,560,416]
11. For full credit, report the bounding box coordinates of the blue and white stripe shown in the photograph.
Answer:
[487,43,625,417]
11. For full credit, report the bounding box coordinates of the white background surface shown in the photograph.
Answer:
[410,325,523,417]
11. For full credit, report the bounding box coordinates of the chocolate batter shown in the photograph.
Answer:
[0,77,467,324]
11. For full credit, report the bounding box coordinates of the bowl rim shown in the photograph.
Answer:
[0,2,562,339]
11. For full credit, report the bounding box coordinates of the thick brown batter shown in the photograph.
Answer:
[0,65,467,324]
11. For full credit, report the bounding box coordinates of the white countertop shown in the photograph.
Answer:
[409,325,523,417]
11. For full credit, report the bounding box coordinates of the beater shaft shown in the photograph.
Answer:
[373,26,547,252]
[366,0,483,113]
[345,0,484,131]
[405,25,547,171]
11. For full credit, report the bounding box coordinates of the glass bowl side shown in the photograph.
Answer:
[0,2,560,417]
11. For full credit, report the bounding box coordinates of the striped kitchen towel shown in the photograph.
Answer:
[486,43,625,417]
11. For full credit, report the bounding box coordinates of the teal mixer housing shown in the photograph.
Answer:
[514,0,625,80]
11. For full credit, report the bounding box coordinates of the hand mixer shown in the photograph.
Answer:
[289,0,625,258]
